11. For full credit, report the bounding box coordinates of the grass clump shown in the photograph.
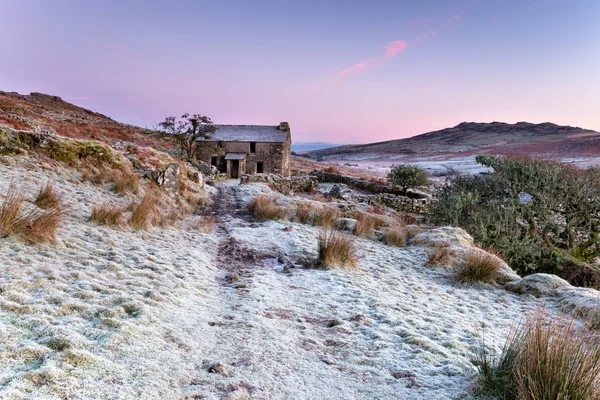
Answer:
[426,244,453,266]
[477,311,600,400]
[317,231,358,269]
[128,193,155,230]
[90,203,124,226]
[383,227,407,247]
[34,181,60,209]
[248,195,287,221]
[113,169,139,194]
[196,216,216,233]
[454,249,502,283]
[312,206,339,228]
[1,182,64,243]
[295,202,313,224]
[0,182,25,237]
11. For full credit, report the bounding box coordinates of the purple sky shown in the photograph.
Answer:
[1,0,599,144]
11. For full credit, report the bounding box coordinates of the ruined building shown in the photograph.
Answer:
[196,122,291,178]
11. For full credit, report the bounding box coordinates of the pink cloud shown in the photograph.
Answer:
[335,59,370,79]
[384,40,409,59]
[333,40,408,80]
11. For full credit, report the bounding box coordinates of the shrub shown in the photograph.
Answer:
[454,249,503,283]
[383,227,407,247]
[113,169,139,194]
[318,231,358,268]
[431,155,600,287]
[34,181,60,209]
[312,206,339,228]
[0,182,25,237]
[388,164,431,191]
[324,165,340,174]
[128,193,155,230]
[477,311,600,400]
[90,203,124,226]
[248,195,287,221]
[426,244,453,266]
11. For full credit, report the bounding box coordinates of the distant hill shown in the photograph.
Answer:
[306,122,600,162]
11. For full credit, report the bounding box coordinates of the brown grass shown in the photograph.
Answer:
[383,227,407,247]
[426,244,453,266]
[454,249,503,283]
[196,216,216,233]
[0,182,25,237]
[295,202,313,224]
[248,195,287,221]
[113,169,139,194]
[318,231,358,268]
[477,311,600,399]
[324,165,341,174]
[128,193,155,230]
[90,203,124,226]
[312,206,339,228]
[34,181,60,209]
[1,182,63,243]
[352,212,387,238]
[13,206,64,244]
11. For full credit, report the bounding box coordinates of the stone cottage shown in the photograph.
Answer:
[196,122,292,178]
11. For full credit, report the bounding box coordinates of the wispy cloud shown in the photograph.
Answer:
[333,40,408,81]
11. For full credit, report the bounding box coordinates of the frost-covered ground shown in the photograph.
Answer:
[0,158,597,399]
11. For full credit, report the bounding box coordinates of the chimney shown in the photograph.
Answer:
[278,122,290,131]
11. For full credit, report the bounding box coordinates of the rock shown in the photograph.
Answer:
[328,184,342,198]
[505,273,570,296]
[163,163,180,198]
[409,227,474,247]
[207,361,228,375]
[554,286,600,323]
[334,217,358,232]
[495,263,521,286]
[320,355,337,365]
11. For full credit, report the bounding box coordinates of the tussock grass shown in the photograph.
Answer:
[455,249,503,283]
[197,216,216,233]
[1,182,64,243]
[13,206,64,244]
[90,203,124,226]
[113,169,139,194]
[477,311,600,400]
[383,227,407,247]
[312,206,339,228]
[34,181,60,209]
[352,212,387,238]
[0,182,25,237]
[318,231,358,268]
[248,195,287,221]
[295,202,313,224]
[128,193,155,230]
[426,244,453,266]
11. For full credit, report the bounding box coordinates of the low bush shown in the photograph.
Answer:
[318,231,358,268]
[454,249,503,283]
[388,164,431,191]
[34,181,60,209]
[426,244,453,266]
[477,311,600,400]
[128,193,155,230]
[383,227,407,247]
[90,203,124,226]
[248,195,287,221]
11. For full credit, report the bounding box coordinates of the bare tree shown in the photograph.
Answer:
[158,113,215,159]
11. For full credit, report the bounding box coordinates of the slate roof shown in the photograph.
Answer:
[224,153,247,160]
[198,125,288,143]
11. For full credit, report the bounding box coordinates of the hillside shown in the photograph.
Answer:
[306,122,600,162]
[0,91,170,149]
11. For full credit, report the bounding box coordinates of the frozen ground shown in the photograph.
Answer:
[0,158,596,399]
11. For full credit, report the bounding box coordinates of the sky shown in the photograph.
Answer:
[1,0,599,144]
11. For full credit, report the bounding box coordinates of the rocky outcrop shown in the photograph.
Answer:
[505,273,570,296]
[240,173,318,194]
